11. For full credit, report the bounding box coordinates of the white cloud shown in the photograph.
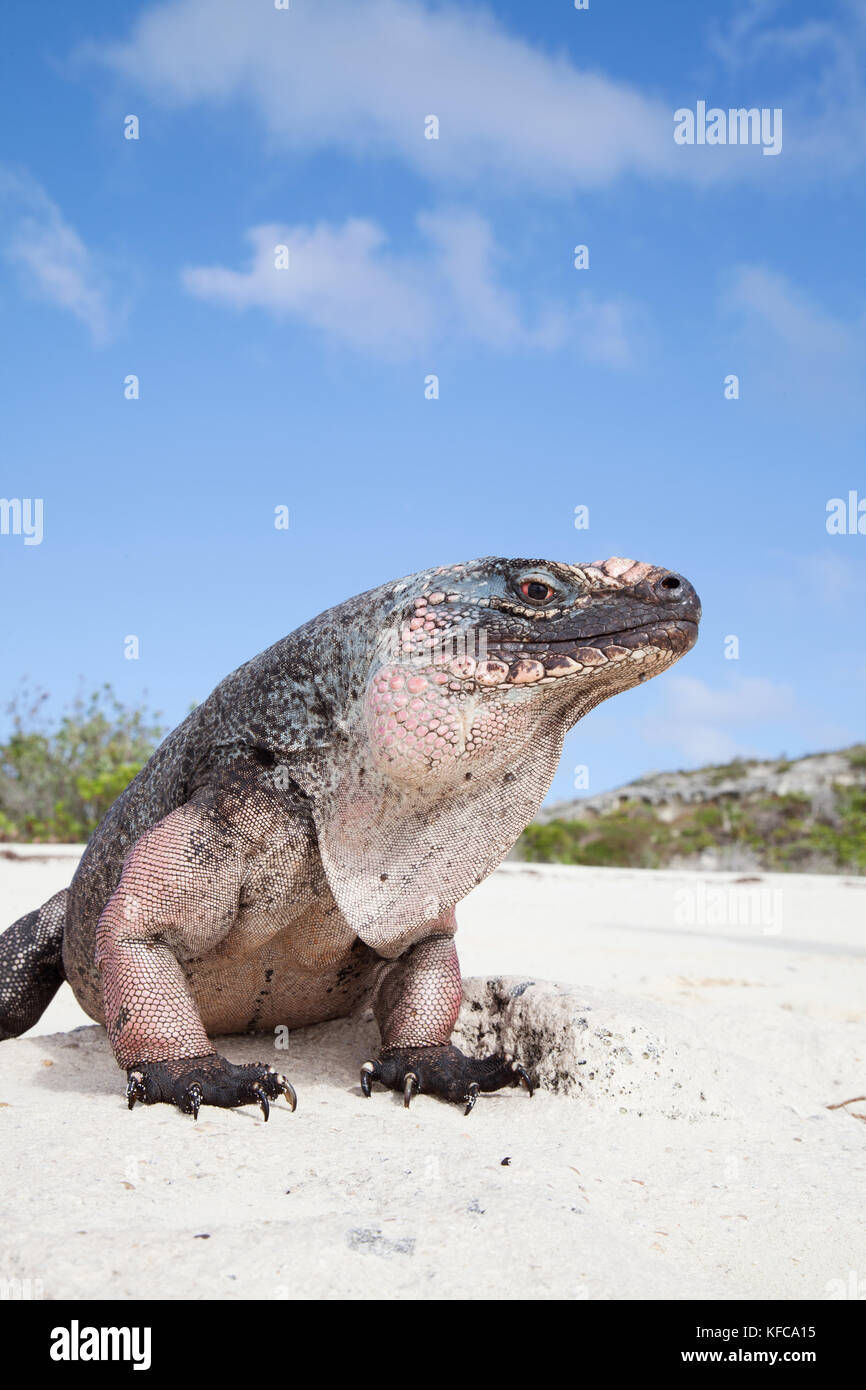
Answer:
[79,0,866,194]
[797,552,866,604]
[720,264,866,407]
[417,209,524,348]
[708,0,866,173]
[710,0,829,66]
[572,295,636,368]
[182,208,638,364]
[723,265,856,355]
[643,675,797,764]
[184,218,433,359]
[0,168,113,342]
[86,0,693,193]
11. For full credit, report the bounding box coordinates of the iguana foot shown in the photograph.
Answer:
[125,1052,297,1120]
[360,1043,533,1115]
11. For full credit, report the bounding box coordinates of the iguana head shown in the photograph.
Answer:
[365,555,700,786]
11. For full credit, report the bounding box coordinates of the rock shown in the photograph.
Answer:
[520,746,866,875]
[536,747,866,824]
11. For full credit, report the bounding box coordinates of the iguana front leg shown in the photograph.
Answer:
[361,928,533,1115]
[96,799,295,1119]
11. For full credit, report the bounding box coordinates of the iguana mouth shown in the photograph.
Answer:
[444,617,698,690]
[495,617,699,650]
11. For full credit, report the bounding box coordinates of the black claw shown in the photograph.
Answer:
[123,1055,298,1118]
[126,1073,145,1111]
[357,1045,532,1115]
[515,1064,534,1096]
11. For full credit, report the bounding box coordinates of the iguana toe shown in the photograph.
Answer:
[124,1053,297,1119]
[126,1071,147,1110]
[359,1043,533,1114]
[182,1082,203,1119]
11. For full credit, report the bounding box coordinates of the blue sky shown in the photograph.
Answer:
[1,0,864,802]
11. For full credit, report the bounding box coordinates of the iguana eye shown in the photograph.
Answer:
[520,580,555,603]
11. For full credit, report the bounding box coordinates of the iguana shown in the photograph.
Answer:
[0,555,699,1118]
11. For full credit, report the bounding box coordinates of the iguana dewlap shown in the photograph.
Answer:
[0,556,700,1117]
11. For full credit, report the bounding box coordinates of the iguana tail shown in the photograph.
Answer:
[0,889,67,1040]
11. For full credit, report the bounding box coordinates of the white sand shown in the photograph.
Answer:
[1,847,864,1301]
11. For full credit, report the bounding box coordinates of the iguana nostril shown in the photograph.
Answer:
[655,572,700,615]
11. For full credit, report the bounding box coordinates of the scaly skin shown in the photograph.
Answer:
[0,556,700,1118]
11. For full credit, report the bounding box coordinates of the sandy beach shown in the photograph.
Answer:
[1,846,864,1301]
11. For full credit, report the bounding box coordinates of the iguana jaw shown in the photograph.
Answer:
[363,555,700,784]
[394,555,699,695]
[458,615,697,691]
[383,619,694,703]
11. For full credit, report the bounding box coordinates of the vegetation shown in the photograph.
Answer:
[520,802,670,868]
[517,782,866,874]
[2,687,865,874]
[0,685,165,843]
[706,758,751,784]
[808,787,866,873]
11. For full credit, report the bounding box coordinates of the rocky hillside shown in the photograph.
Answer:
[515,746,866,874]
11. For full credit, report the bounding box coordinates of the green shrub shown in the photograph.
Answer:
[518,804,671,868]
[517,779,866,874]
[0,685,165,842]
[707,759,752,784]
